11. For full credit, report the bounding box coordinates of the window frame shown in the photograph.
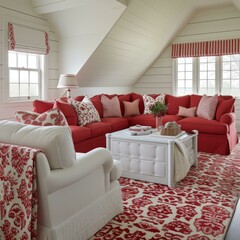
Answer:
[7,51,43,102]
[174,55,240,97]
[3,17,49,103]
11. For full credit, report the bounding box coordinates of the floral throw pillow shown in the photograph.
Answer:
[143,94,165,114]
[69,96,101,126]
[15,108,68,126]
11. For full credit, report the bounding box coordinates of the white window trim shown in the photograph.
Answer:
[174,56,240,97]
[3,16,49,103]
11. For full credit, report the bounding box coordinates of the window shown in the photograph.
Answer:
[175,55,240,97]
[7,22,50,101]
[8,51,42,101]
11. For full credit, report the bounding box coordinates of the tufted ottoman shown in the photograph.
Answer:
[106,129,198,188]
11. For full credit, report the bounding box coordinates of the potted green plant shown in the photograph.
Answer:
[149,101,168,117]
[149,101,168,130]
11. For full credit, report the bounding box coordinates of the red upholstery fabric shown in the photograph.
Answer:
[162,115,185,124]
[220,113,234,125]
[190,94,203,108]
[90,95,103,118]
[54,100,78,125]
[101,118,129,132]
[74,95,85,102]
[178,117,228,134]
[69,125,91,143]
[130,114,155,127]
[131,93,144,114]
[85,122,111,138]
[165,94,190,115]
[33,100,54,113]
[215,98,235,121]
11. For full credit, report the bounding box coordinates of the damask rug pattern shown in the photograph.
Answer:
[92,144,240,240]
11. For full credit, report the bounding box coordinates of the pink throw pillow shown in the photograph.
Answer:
[123,99,140,116]
[69,96,101,126]
[178,106,196,118]
[143,94,165,114]
[196,94,218,120]
[101,95,122,117]
[15,108,68,126]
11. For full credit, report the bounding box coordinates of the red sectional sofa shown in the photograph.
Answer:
[33,93,238,155]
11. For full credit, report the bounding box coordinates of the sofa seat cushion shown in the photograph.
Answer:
[85,122,112,138]
[163,115,185,125]
[130,114,155,128]
[69,125,91,143]
[178,117,228,134]
[101,117,129,132]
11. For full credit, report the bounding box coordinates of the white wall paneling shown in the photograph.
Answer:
[134,4,240,130]
[0,0,59,120]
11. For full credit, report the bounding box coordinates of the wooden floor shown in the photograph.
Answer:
[225,198,240,240]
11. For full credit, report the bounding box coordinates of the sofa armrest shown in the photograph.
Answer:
[219,112,235,125]
[46,148,113,194]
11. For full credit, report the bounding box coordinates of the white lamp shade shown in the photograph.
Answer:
[57,74,79,88]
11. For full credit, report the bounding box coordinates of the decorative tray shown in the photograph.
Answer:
[150,131,186,139]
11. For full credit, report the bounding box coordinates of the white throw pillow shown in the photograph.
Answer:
[143,94,165,114]
[69,96,101,126]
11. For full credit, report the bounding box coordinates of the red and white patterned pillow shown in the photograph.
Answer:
[69,96,101,126]
[143,94,165,114]
[15,108,68,126]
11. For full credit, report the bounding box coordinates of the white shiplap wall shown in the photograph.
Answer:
[0,1,59,120]
[135,4,240,131]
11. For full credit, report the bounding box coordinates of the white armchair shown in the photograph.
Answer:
[0,120,123,240]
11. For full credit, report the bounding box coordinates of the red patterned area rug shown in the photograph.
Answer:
[92,145,240,240]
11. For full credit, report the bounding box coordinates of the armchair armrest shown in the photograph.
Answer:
[46,148,113,194]
[220,112,235,125]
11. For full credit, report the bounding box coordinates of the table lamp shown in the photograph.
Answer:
[57,74,79,98]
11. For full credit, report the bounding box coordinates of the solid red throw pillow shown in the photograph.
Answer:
[165,95,190,115]
[32,100,54,113]
[215,98,235,121]
[15,108,68,126]
[54,100,78,125]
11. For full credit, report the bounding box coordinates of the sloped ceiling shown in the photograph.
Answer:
[32,0,240,87]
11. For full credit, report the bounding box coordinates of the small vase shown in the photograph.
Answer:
[155,116,163,131]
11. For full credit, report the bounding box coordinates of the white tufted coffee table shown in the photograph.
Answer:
[106,129,198,188]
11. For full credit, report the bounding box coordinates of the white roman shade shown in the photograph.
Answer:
[8,23,50,55]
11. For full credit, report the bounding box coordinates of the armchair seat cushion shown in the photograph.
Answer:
[178,117,228,134]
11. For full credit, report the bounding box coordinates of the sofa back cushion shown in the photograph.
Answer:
[33,100,54,113]
[54,100,78,125]
[215,97,235,121]
[131,93,145,114]
[0,120,76,169]
[165,94,190,115]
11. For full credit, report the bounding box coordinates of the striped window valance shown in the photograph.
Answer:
[8,23,50,55]
[171,39,240,58]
